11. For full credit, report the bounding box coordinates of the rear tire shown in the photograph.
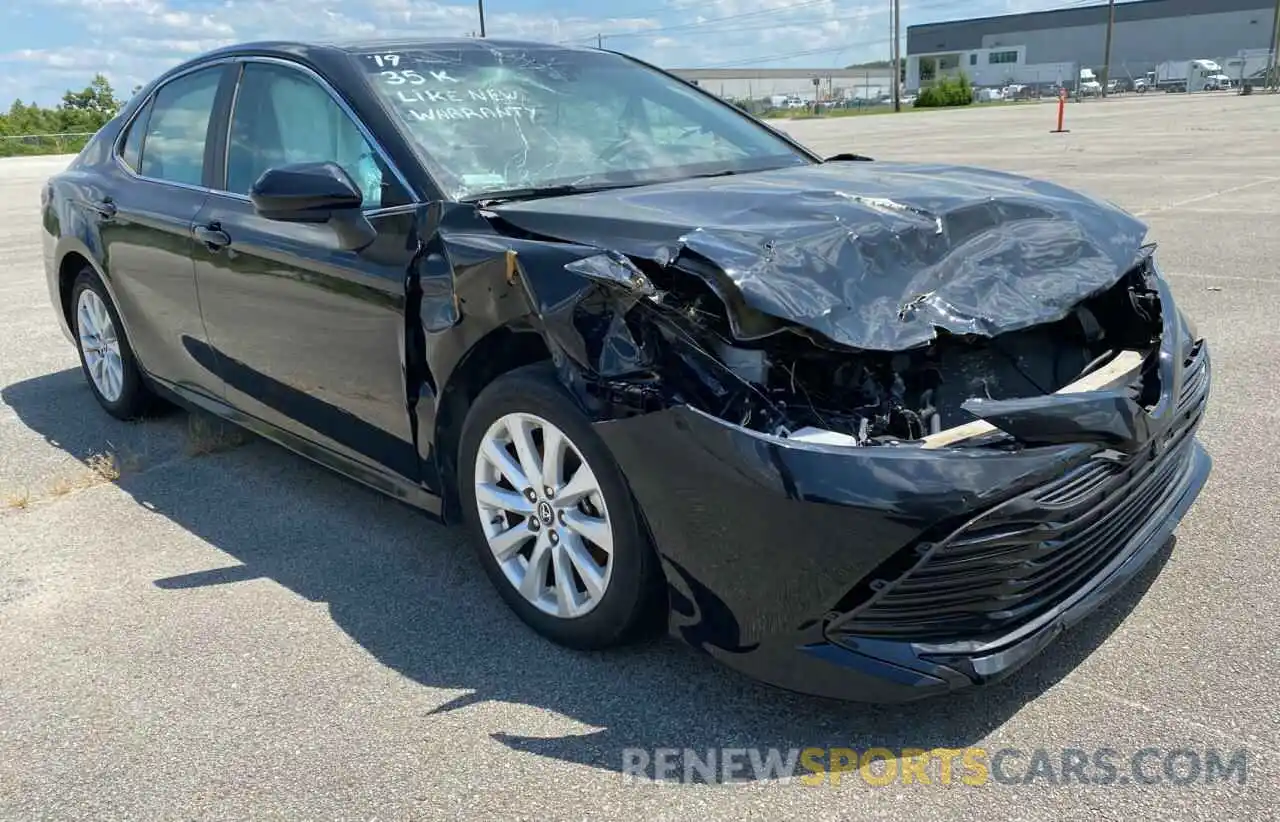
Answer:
[457,363,665,650]
[70,267,154,420]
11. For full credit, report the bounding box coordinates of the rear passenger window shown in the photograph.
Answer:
[118,99,152,173]
[138,67,221,187]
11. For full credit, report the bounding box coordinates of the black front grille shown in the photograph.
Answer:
[832,341,1210,643]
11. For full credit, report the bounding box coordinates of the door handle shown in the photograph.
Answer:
[89,198,116,220]
[194,223,231,251]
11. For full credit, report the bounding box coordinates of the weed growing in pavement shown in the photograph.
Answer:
[185,412,252,457]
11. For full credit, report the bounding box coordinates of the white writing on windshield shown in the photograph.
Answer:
[405,107,538,121]
[395,88,522,105]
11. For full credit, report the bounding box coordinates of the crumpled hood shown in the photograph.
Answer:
[489,161,1149,351]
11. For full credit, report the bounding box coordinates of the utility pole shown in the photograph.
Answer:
[1101,0,1115,96]
[477,0,486,37]
[597,33,603,49]
[1269,0,1280,90]
[891,0,901,112]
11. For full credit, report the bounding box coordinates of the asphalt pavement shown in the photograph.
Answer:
[1,92,1276,820]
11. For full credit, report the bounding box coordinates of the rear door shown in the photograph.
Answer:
[95,62,235,396]
[190,58,423,483]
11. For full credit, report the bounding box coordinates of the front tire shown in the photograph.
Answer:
[457,363,665,650]
[70,267,153,420]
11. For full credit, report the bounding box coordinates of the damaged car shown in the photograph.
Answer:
[40,38,1211,703]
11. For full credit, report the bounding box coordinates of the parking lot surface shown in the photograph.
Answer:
[1,93,1276,819]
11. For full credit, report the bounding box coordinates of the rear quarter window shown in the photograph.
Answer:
[69,127,112,168]
[118,100,152,173]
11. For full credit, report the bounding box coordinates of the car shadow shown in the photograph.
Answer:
[3,368,1177,783]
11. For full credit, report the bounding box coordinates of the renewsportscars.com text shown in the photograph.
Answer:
[620,747,1251,787]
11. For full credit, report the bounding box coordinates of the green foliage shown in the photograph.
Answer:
[915,74,974,108]
[0,74,122,157]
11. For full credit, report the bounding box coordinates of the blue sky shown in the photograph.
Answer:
[1,0,1075,107]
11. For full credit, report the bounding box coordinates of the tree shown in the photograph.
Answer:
[52,74,122,134]
[60,74,121,115]
[0,74,125,155]
[1,99,56,137]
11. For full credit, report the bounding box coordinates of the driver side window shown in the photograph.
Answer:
[225,62,408,208]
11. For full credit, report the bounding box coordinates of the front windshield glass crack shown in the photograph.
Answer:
[354,44,812,200]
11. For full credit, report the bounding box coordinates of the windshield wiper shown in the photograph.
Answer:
[683,169,742,180]
[468,181,638,207]
[471,169,758,206]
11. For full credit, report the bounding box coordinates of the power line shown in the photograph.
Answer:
[558,0,723,41]
[908,0,1114,27]
[581,0,834,43]
[577,0,963,45]
[589,0,717,20]
[708,46,862,68]
[608,12,866,40]
[571,0,967,69]
[691,33,895,68]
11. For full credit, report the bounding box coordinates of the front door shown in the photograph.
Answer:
[191,59,422,483]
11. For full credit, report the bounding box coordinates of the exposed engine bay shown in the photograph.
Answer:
[484,158,1171,450]
[607,259,1165,447]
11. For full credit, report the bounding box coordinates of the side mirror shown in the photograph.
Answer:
[249,161,375,251]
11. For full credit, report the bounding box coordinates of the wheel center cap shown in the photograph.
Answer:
[536,500,555,526]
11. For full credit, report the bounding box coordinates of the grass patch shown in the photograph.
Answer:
[0,134,92,158]
[86,451,124,481]
[765,99,1039,120]
[4,489,30,510]
[3,416,252,512]
[185,413,252,457]
[49,450,128,495]
[2,446,144,512]
[767,105,897,119]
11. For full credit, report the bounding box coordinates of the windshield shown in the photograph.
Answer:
[353,45,813,199]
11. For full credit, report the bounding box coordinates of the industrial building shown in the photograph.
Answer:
[669,67,896,103]
[906,0,1278,90]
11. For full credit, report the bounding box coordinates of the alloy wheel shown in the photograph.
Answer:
[76,288,125,403]
[473,412,615,618]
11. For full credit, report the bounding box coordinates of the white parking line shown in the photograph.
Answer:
[1135,176,1280,217]
[1165,271,1280,285]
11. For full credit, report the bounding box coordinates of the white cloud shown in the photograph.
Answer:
[1,0,904,106]
[116,37,232,54]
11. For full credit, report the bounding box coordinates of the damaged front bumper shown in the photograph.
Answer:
[593,325,1212,703]
[451,168,1212,702]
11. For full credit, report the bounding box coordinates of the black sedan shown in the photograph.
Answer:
[40,38,1211,703]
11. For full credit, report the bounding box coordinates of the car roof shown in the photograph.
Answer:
[329,37,597,53]
[196,37,596,62]
[150,37,604,87]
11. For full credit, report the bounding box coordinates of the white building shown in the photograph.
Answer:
[908,45,1078,90]
[669,67,897,103]
[906,0,1278,90]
